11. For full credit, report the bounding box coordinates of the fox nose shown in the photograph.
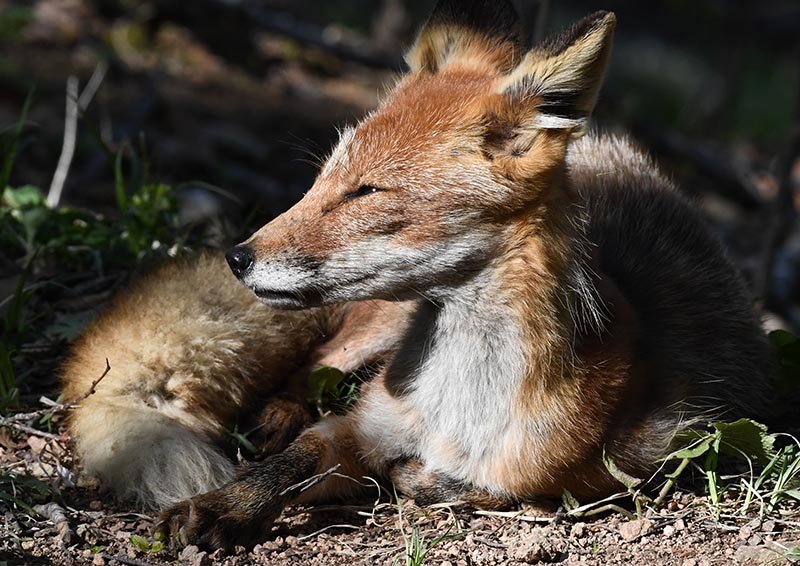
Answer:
[226,245,254,279]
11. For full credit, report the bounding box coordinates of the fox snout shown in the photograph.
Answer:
[226,245,255,279]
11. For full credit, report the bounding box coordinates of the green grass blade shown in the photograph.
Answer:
[1,86,35,191]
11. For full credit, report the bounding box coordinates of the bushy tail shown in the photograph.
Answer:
[61,253,330,509]
[69,400,234,509]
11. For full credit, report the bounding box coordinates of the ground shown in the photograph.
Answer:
[1,423,798,565]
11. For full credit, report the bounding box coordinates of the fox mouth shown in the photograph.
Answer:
[252,286,322,309]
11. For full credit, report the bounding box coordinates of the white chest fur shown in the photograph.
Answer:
[355,270,528,490]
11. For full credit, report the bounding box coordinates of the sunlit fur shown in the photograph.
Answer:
[65,0,774,524]
[237,3,772,502]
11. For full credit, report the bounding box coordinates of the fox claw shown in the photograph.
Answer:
[155,489,277,551]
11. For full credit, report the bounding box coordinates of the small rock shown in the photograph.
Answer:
[570,522,586,538]
[674,519,686,531]
[192,551,210,566]
[91,555,105,566]
[285,535,298,547]
[27,435,47,455]
[682,559,697,566]
[509,528,563,564]
[734,545,781,565]
[738,526,753,541]
[663,525,675,537]
[619,519,653,542]
[761,520,776,533]
[89,500,104,511]
[179,545,200,562]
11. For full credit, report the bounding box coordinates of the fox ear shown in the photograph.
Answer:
[488,11,615,152]
[405,0,522,74]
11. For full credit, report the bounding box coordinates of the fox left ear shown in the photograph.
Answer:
[486,11,616,155]
[405,0,522,75]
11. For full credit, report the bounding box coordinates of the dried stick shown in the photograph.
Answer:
[0,359,110,437]
[47,76,79,208]
[46,62,108,208]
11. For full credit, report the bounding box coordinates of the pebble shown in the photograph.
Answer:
[619,519,653,542]
[570,522,587,538]
[738,526,753,541]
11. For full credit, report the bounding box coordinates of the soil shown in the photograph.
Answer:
[1,426,798,565]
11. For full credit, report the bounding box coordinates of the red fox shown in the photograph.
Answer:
[62,0,774,550]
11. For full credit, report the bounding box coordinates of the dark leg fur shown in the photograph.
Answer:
[156,433,326,550]
[247,394,313,457]
[389,459,513,510]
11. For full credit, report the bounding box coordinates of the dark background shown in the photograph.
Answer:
[1,0,799,325]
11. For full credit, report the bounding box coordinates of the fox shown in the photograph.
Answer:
[61,0,776,550]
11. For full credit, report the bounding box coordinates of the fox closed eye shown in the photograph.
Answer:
[343,185,384,201]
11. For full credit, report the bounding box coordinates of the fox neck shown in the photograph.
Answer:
[386,185,599,482]
[415,184,598,386]
[475,189,596,382]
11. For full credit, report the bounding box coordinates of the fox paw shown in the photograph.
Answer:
[155,489,277,551]
[251,396,312,456]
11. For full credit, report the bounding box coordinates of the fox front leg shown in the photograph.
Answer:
[156,416,366,550]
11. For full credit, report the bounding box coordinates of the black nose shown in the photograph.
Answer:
[225,245,254,279]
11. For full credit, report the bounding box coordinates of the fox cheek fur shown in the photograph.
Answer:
[62,0,776,551]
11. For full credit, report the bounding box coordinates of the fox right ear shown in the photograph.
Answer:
[405,0,522,75]
[495,11,616,137]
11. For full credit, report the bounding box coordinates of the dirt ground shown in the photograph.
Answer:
[1,425,799,566]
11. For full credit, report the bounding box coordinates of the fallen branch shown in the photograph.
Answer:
[0,359,110,437]
[34,502,72,546]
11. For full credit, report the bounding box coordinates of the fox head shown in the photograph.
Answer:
[227,1,615,309]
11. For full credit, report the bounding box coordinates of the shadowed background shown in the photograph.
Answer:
[1,0,799,327]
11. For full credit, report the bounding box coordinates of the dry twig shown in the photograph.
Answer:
[0,359,110,438]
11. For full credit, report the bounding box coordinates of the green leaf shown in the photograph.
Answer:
[769,329,800,348]
[307,366,345,407]
[561,489,580,511]
[45,312,95,341]
[2,185,45,209]
[666,436,713,461]
[129,534,163,553]
[711,418,776,466]
[603,448,642,490]
[229,430,257,454]
[769,330,800,395]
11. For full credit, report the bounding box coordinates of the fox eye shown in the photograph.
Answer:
[344,185,383,201]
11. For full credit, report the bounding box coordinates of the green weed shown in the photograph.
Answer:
[130,534,165,554]
[307,366,361,418]
[394,496,466,566]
